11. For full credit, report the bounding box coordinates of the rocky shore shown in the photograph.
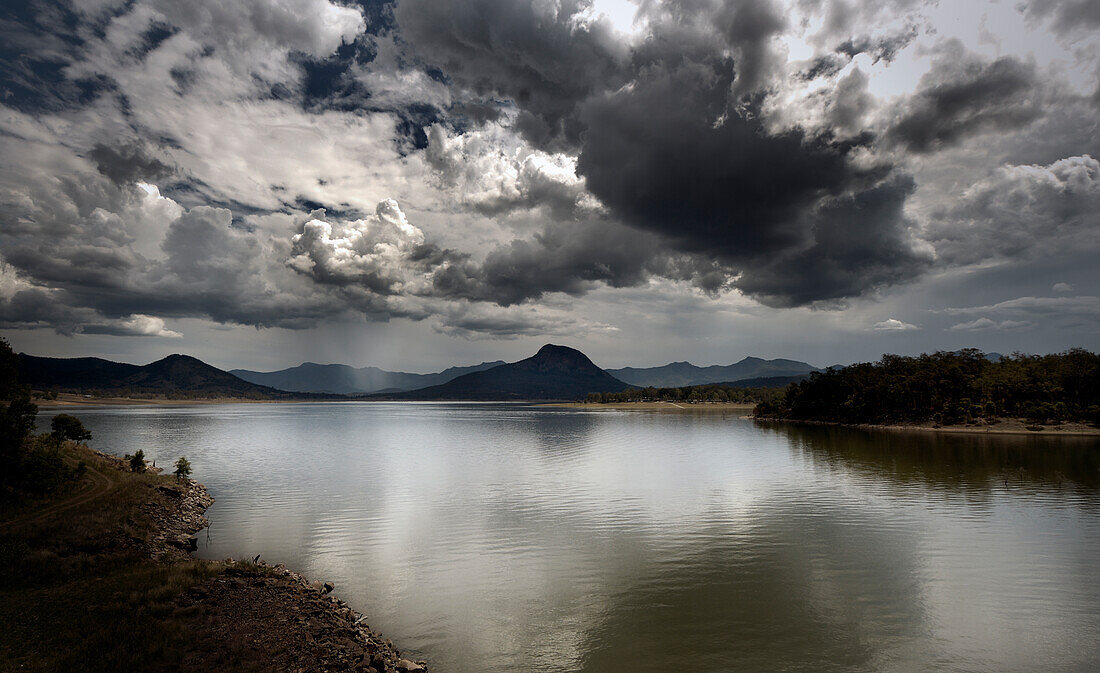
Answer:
[0,445,428,673]
[148,468,428,673]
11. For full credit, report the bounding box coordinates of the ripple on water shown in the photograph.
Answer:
[54,404,1100,673]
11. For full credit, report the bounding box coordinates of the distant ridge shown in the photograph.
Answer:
[717,374,812,388]
[607,357,819,388]
[18,353,307,399]
[379,344,631,400]
[230,360,506,394]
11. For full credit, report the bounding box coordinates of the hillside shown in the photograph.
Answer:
[607,357,819,387]
[230,360,505,394]
[17,353,301,399]
[381,344,631,400]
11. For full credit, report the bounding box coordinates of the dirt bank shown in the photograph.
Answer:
[0,444,427,673]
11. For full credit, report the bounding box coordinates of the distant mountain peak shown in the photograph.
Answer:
[526,345,602,372]
[535,343,578,356]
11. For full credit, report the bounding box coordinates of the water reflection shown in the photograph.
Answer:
[44,404,1100,673]
[761,420,1100,492]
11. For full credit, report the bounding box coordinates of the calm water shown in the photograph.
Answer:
[48,403,1100,672]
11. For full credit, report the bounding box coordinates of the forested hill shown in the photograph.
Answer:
[230,360,506,394]
[754,349,1100,426]
[607,357,818,387]
[17,353,313,399]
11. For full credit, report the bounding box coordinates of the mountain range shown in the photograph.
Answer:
[230,360,506,394]
[16,347,819,401]
[606,357,820,388]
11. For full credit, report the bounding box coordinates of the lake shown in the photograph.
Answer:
[48,402,1100,672]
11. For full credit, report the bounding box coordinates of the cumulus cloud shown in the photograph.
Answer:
[1053,282,1074,293]
[424,122,595,217]
[0,0,1097,347]
[288,200,428,292]
[872,318,918,331]
[926,155,1100,266]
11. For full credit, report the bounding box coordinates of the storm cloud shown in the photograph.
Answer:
[0,0,1097,355]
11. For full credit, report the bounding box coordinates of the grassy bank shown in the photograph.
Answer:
[0,442,426,673]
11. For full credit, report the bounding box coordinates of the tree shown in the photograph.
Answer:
[0,338,36,472]
[125,449,146,473]
[51,414,92,445]
[173,456,192,481]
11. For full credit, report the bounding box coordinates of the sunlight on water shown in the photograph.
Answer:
[53,403,1100,673]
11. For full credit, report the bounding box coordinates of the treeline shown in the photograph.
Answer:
[586,384,783,404]
[754,349,1100,426]
[1,339,87,505]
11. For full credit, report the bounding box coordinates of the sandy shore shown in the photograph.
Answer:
[544,401,756,411]
[35,392,301,407]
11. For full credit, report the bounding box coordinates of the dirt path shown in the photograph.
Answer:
[0,460,113,532]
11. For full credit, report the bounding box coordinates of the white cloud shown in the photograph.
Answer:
[82,314,183,338]
[872,318,919,331]
[1052,282,1074,293]
[287,199,428,292]
[948,317,1033,331]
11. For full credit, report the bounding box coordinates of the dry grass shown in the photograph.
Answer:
[0,444,227,673]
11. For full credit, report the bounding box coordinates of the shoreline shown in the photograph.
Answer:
[544,401,756,411]
[34,393,313,407]
[153,463,430,672]
[0,444,428,672]
[755,416,1100,437]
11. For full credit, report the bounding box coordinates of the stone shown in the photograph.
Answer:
[395,659,424,672]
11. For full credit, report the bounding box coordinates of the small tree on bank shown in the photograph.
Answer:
[173,456,192,481]
[50,414,92,447]
[124,449,145,473]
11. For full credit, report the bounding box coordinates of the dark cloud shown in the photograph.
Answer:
[429,220,680,306]
[1020,0,1100,36]
[573,49,924,306]
[89,143,172,185]
[835,26,918,64]
[733,174,931,307]
[887,45,1042,153]
[394,0,628,147]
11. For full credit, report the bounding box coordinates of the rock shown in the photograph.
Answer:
[167,535,198,551]
[395,659,424,672]
[323,582,335,594]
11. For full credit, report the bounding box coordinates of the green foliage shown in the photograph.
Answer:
[173,456,192,481]
[755,349,1100,426]
[125,449,146,473]
[586,383,784,405]
[51,414,92,444]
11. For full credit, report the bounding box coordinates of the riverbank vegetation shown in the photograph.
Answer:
[754,349,1100,427]
[585,383,784,405]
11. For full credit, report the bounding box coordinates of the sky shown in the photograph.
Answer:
[0,0,1098,373]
